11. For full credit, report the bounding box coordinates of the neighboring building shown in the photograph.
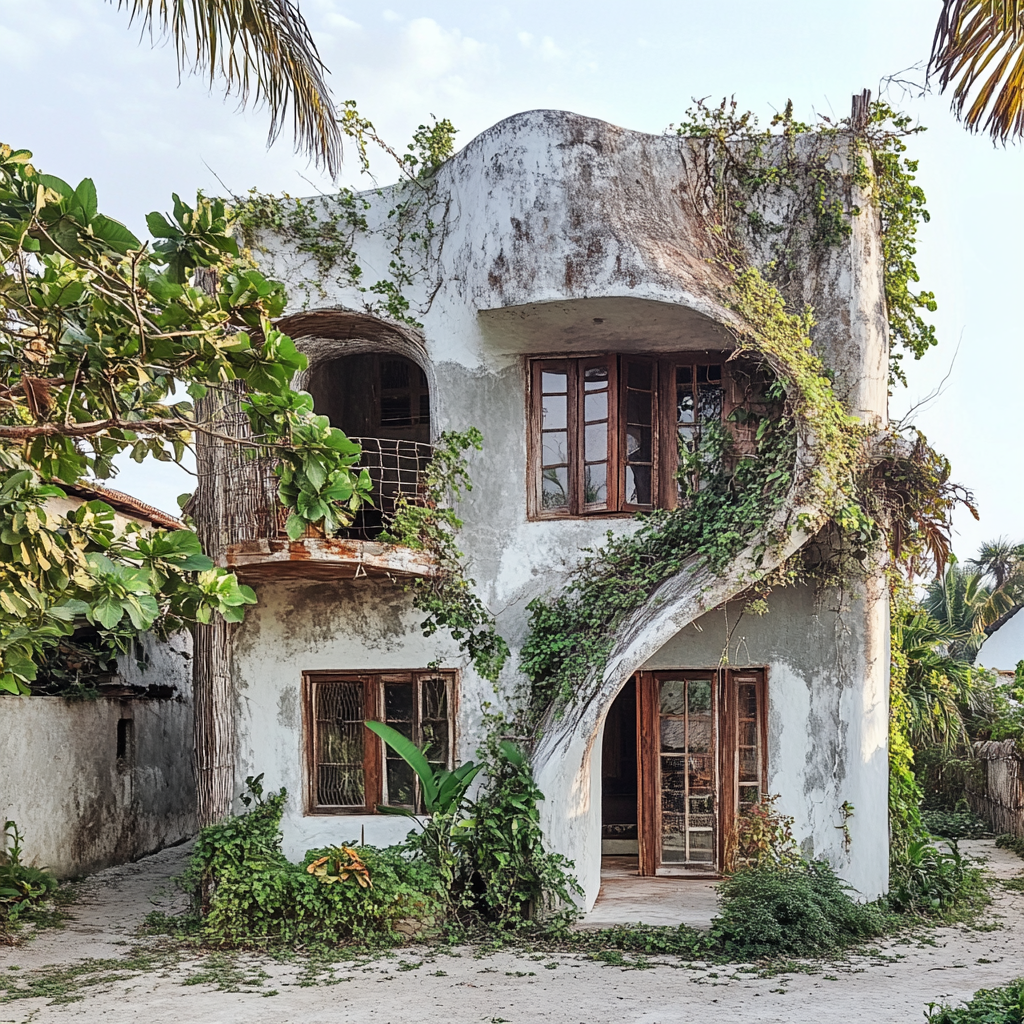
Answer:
[977,609,1024,675]
[194,109,890,909]
[1,484,195,878]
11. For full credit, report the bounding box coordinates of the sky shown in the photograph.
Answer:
[1,0,1021,558]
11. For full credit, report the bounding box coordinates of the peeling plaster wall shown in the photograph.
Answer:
[239,109,891,907]
[0,633,194,879]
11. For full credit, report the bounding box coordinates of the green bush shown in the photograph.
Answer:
[711,861,888,958]
[186,781,441,949]
[926,978,1024,1023]
[996,833,1024,861]
[461,738,582,932]
[0,820,57,928]
[922,807,991,840]
[888,838,987,916]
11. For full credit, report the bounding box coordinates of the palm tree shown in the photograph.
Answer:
[118,1,344,176]
[894,609,979,749]
[931,0,1024,143]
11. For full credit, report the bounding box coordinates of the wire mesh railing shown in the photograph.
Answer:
[258,436,434,542]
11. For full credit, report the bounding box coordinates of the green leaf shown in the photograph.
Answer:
[70,178,98,222]
[364,721,439,809]
[285,514,307,541]
[90,214,141,254]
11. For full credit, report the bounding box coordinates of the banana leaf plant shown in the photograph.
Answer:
[365,721,481,908]
[364,721,482,817]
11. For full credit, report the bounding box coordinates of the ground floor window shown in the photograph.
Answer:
[601,668,767,876]
[302,670,455,815]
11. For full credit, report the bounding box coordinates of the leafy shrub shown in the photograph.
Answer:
[726,794,802,872]
[461,738,582,932]
[711,861,888,958]
[888,838,987,916]
[921,807,990,840]
[0,820,57,928]
[996,833,1024,861]
[185,781,440,948]
[926,978,1024,1023]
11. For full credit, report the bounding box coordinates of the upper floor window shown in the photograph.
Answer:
[303,670,455,815]
[528,354,726,517]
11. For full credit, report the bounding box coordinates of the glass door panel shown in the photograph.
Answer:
[657,675,717,869]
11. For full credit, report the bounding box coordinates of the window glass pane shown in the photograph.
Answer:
[386,758,416,807]
[687,717,712,754]
[688,679,713,713]
[385,681,414,722]
[584,391,607,422]
[583,365,609,389]
[626,390,652,425]
[660,718,688,752]
[541,370,567,393]
[677,389,695,424]
[421,676,448,720]
[625,466,652,506]
[739,720,757,747]
[676,365,692,386]
[542,431,567,466]
[739,749,758,783]
[739,683,758,718]
[584,463,607,505]
[542,467,569,509]
[626,426,652,463]
[542,394,566,430]
[421,720,450,764]
[626,362,651,389]
[698,384,723,423]
[420,677,450,766]
[584,422,607,462]
[739,785,760,806]
[660,679,686,715]
[315,680,365,807]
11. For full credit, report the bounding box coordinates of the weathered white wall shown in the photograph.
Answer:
[235,109,891,907]
[231,579,464,860]
[0,634,195,878]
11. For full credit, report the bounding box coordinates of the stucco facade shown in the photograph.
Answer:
[219,109,890,909]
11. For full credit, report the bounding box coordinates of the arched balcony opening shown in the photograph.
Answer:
[304,352,433,540]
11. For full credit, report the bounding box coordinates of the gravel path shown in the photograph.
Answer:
[1,839,1022,1023]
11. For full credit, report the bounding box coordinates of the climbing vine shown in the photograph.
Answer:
[233,109,457,324]
[381,429,509,683]
[519,98,950,725]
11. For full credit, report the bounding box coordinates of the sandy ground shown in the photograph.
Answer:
[1,839,1022,1024]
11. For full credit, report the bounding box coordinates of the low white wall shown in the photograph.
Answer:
[0,634,195,878]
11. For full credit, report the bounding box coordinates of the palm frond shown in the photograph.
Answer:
[118,0,343,176]
[931,0,1024,142]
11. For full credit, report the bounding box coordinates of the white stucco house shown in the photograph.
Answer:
[193,108,891,911]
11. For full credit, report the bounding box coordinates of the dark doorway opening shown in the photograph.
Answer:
[307,353,430,444]
[601,678,638,861]
[306,353,432,539]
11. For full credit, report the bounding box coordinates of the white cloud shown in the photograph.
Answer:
[517,31,568,62]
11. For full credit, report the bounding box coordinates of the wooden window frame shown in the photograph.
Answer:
[528,353,729,519]
[302,670,457,816]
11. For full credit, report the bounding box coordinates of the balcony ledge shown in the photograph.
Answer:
[222,537,438,583]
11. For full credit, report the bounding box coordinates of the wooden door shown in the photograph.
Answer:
[636,669,766,877]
